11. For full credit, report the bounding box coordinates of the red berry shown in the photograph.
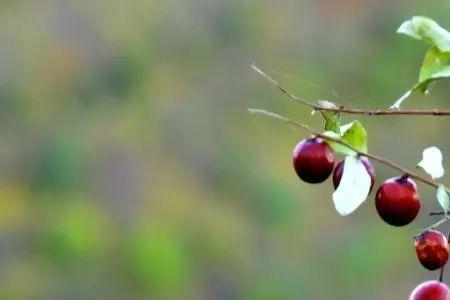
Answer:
[409,281,450,300]
[333,157,376,192]
[375,176,421,226]
[292,138,335,184]
[415,230,449,271]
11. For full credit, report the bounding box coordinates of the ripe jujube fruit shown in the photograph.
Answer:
[333,157,376,192]
[414,229,449,271]
[409,281,450,300]
[375,176,421,226]
[292,138,335,184]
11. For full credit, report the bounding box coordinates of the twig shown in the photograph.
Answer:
[430,211,450,216]
[248,108,447,191]
[413,217,450,238]
[250,62,450,116]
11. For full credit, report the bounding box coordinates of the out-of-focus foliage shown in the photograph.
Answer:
[0,0,449,299]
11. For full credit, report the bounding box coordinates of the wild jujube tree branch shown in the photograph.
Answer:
[248,108,448,192]
[250,107,450,278]
[249,15,450,299]
[431,211,450,216]
[250,62,450,116]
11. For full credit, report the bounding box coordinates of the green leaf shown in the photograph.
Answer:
[323,121,368,156]
[437,185,450,216]
[317,100,341,134]
[323,131,354,156]
[398,16,450,52]
[391,17,450,109]
[416,46,450,92]
[390,47,450,109]
[340,121,368,153]
[418,65,450,90]
[419,47,450,82]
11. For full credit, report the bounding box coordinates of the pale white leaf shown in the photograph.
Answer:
[418,146,444,179]
[397,19,422,39]
[332,156,371,216]
[437,185,450,216]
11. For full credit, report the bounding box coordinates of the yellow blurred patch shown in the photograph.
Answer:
[0,185,28,231]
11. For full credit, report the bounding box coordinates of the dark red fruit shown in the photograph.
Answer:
[415,230,449,271]
[409,281,450,300]
[292,138,335,184]
[333,157,376,192]
[375,176,421,226]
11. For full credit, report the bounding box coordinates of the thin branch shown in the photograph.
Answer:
[430,211,450,216]
[248,108,446,190]
[414,217,450,237]
[250,62,450,116]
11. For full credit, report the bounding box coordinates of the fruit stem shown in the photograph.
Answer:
[399,174,410,183]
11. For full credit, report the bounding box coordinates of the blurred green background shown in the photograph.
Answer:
[1,0,450,299]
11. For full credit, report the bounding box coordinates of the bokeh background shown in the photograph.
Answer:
[1,0,450,299]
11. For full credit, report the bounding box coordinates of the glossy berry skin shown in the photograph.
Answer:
[415,230,449,271]
[333,157,376,192]
[409,281,450,300]
[292,138,335,184]
[375,176,421,226]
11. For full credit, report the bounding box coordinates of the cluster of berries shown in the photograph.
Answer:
[293,138,450,299]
